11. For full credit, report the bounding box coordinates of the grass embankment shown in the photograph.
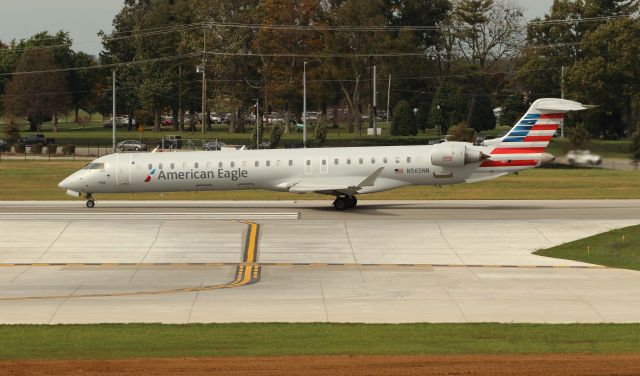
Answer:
[535,224,640,271]
[0,323,639,360]
[1,160,639,200]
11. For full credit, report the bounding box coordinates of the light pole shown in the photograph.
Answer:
[255,99,260,149]
[112,70,116,153]
[437,104,442,138]
[372,65,377,136]
[303,61,307,148]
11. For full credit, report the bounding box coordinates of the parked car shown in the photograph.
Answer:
[161,116,174,126]
[210,113,224,124]
[103,117,126,128]
[0,140,8,151]
[22,134,55,146]
[566,150,602,166]
[117,140,147,152]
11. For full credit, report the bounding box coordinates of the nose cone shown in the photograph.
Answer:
[58,176,72,189]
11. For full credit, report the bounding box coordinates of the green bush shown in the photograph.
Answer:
[61,144,76,155]
[391,100,417,136]
[13,142,26,154]
[3,121,21,145]
[30,143,43,154]
[314,115,328,145]
[270,123,284,149]
[47,144,58,155]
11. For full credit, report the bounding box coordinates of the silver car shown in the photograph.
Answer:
[117,140,147,152]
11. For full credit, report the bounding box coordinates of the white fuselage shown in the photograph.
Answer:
[59,144,492,196]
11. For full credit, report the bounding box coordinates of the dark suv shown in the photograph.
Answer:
[22,134,55,146]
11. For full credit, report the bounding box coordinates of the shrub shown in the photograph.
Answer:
[30,143,43,154]
[47,144,58,155]
[314,115,328,145]
[568,123,590,150]
[13,142,26,154]
[134,109,154,129]
[447,122,476,142]
[391,100,417,136]
[270,123,284,149]
[4,120,21,145]
[61,144,76,155]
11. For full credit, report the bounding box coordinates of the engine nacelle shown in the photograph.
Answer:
[430,142,488,168]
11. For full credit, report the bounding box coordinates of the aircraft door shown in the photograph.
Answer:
[304,157,312,174]
[320,157,328,174]
[116,154,132,185]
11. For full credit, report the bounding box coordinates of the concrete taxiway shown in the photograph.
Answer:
[0,200,639,324]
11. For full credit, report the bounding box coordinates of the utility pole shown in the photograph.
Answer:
[561,66,566,138]
[303,61,307,148]
[178,65,183,133]
[112,70,116,153]
[386,73,391,126]
[201,26,207,135]
[372,65,377,136]
[255,99,260,149]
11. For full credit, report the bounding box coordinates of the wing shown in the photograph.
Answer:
[285,167,384,196]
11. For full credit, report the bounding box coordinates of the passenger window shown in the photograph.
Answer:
[359,158,363,164]
[255,161,259,167]
[148,163,152,169]
[407,157,411,163]
[266,161,271,167]
[371,158,375,164]
[231,161,235,167]
[170,163,175,169]
[194,162,199,169]
[347,158,351,165]
[383,157,388,164]
[306,160,311,166]
[395,157,400,164]
[219,162,223,168]
[289,160,293,166]
[334,158,339,165]
[322,159,327,165]
[159,163,163,169]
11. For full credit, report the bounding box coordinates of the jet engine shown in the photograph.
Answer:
[430,142,489,168]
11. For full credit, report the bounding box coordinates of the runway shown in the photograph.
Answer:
[1,200,639,324]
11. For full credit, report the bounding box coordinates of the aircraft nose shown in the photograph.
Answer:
[58,176,72,189]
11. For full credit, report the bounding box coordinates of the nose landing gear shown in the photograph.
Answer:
[333,195,357,210]
[85,193,95,208]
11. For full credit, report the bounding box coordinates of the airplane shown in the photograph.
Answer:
[58,98,587,210]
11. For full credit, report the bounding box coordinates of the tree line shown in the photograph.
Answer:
[0,0,639,140]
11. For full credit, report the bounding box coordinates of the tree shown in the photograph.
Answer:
[391,100,417,136]
[631,125,640,170]
[3,50,71,131]
[466,90,496,131]
[568,123,590,150]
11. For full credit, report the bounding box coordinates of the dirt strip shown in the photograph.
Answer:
[1,354,640,376]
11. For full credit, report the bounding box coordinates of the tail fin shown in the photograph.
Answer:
[480,98,587,169]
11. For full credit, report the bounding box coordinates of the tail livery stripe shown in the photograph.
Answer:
[523,136,553,142]
[491,147,546,154]
[480,160,538,168]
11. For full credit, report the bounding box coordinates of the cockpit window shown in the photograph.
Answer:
[82,163,105,170]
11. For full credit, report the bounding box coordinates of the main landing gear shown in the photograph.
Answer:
[85,193,95,208]
[333,195,357,211]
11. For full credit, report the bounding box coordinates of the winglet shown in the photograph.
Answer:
[358,167,384,188]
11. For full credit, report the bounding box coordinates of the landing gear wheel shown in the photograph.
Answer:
[86,200,95,208]
[333,197,347,211]
[348,196,357,208]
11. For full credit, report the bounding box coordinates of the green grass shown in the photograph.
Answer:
[1,160,640,200]
[0,323,639,360]
[535,224,640,271]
